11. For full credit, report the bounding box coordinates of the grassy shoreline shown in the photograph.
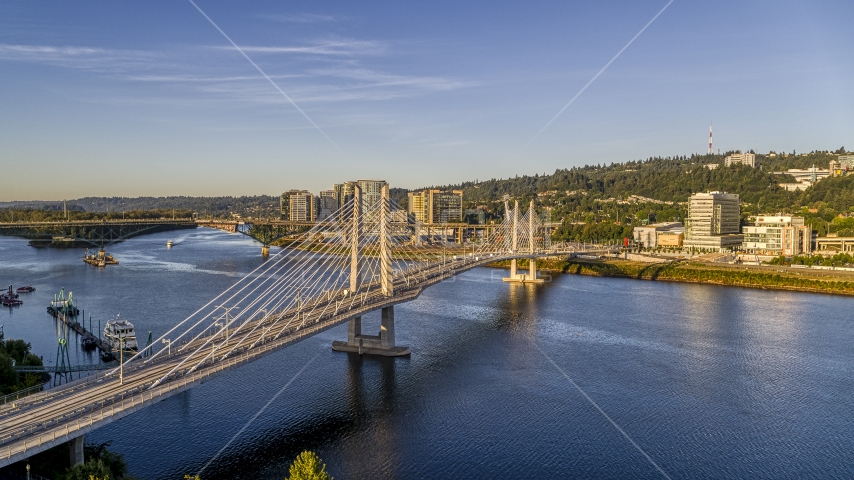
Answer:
[488,257,854,296]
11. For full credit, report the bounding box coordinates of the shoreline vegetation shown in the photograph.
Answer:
[488,257,854,296]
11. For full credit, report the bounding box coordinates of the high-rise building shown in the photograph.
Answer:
[334,182,355,211]
[408,191,428,223]
[317,190,338,221]
[743,215,811,255]
[334,180,387,220]
[288,190,314,222]
[684,191,743,251]
[724,152,756,167]
[408,189,463,223]
[280,190,298,219]
[357,179,386,214]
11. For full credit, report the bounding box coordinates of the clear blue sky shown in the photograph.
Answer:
[1,1,852,200]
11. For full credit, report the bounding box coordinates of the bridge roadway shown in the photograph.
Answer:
[0,248,578,466]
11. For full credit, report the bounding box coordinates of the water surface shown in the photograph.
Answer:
[1,230,852,479]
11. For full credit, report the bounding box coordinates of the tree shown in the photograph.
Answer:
[63,458,112,480]
[287,451,333,480]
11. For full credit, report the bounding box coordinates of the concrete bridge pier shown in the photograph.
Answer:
[503,258,545,284]
[69,434,84,466]
[332,306,410,356]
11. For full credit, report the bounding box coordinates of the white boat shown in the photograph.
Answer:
[104,316,138,351]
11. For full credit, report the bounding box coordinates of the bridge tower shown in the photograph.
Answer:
[333,184,410,356]
[503,199,544,284]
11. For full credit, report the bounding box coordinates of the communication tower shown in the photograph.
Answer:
[708,123,713,155]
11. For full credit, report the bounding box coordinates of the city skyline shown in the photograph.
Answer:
[1,1,852,201]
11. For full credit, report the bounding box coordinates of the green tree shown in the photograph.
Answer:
[63,458,112,480]
[287,451,333,480]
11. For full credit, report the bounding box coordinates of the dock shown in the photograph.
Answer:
[56,312,112,355]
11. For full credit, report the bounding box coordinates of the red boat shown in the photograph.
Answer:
[16,286,35,293]
[2,298,22,307]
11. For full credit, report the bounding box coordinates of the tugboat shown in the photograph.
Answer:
[103,315,138,352]
[15,285,35,293]
[47,288,80,317]
[1,285,22,307]
[84,248,119,267]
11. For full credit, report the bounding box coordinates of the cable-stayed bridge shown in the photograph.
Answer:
[0,185,582,467]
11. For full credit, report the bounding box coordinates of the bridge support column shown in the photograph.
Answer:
[332,306,410,356]
[69,434,84,466]
[348,316,361,343]
[503,258,544,284]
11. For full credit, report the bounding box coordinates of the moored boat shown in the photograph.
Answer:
[2,297,23,307]
[81,333,98,350]
[1,285,22,306]
[104,316,138,352]
[15,285,35,293]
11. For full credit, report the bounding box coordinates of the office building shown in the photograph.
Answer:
[334,180,388,220]
[288,190,315,222]
[724,152,756,167]
[684,191,743,251]
[334,183,354,209]
[280,190,298,219]
[358,180,386,213]
[632,222,683,248]
[743,215,811,255]
[317,190,338,221]
[657,231,684,248]
[408,189,463,224]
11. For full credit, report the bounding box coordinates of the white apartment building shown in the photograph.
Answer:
[725,153,756,167]
[743,215,811,255]
[684,192,743,251]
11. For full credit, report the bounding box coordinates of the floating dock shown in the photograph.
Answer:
[83,249,118,267]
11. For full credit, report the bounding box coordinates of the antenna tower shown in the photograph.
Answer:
[708,123,713,155]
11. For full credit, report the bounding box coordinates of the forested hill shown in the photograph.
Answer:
[0,196,280,218]
[429,149,850,215]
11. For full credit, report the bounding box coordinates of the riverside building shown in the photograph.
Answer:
[632,222,683,248]
[684,192,743,252]
[743,216,811,256]
[288,190,315,222]
[407,189,463,223]
[317,190,338,221]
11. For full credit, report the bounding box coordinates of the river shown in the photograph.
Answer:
[1,229,853,479]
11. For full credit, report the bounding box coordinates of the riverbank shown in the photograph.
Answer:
[489,257,854,296]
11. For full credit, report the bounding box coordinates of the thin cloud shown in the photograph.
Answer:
[127,73,305,83]
[259,13,341,23]
[311,67,478,91]
[224,38,386,57]
[0,43,158,71]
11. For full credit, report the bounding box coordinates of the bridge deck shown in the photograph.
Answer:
[0,250,579,466]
